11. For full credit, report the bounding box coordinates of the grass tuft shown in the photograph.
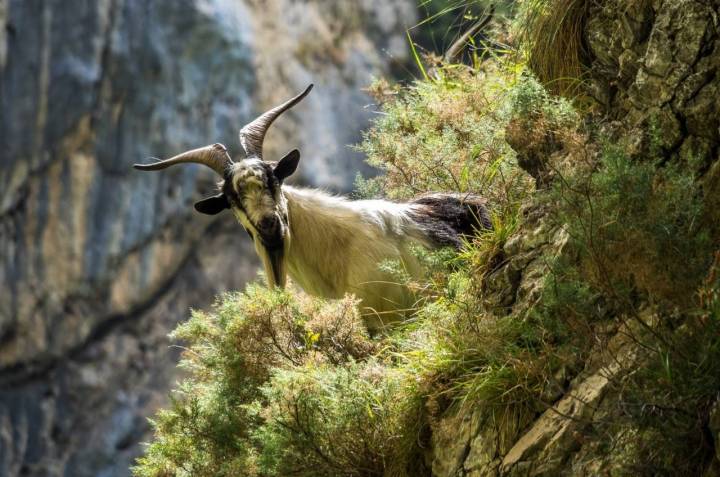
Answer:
[518,0,590,96]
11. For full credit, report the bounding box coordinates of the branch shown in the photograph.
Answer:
[444,4,495,63]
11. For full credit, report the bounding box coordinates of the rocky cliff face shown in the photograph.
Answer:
[0,1,415,475]
[428,0,720,475]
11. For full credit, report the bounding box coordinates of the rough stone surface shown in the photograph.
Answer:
[0,1,415,475]
[586,0,720,164]
[431,411,483,477]
[500,340,637,476]
[429,0,720,475]
[464,424,501,477]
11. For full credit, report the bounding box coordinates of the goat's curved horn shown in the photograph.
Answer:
[133,143,232,176]
[239,84,313,160]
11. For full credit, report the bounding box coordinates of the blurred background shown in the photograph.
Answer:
[0,0,499,475]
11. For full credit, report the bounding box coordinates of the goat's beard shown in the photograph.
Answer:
[232,208,289,289]
[254,235,288,289]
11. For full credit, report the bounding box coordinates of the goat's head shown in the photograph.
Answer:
[133,84,313,289]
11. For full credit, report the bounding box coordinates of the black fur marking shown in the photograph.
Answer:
[264,162,280,198]
[256,215,284,251]
[410,194,492,249]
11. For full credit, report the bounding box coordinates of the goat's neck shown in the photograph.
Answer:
[280,186,364,297]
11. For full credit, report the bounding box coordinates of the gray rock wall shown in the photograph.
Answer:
[0,1,416,475]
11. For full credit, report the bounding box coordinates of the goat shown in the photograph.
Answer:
[134,85,491,330]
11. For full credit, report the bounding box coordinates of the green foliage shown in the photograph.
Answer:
[507,73,578,126]
[550,141,713,308]
[594,257,720,475]
[356,65,567,434]
[531,115,718,473]
[133,287,374,477]
[358,64,532,208]
[255,362,427,477]
[133,284,428,477]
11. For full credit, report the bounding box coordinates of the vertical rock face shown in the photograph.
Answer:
[0,1,415,475]
[585,0,720,162]
[427,0,720,475]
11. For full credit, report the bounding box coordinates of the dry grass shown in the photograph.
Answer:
[520,0,590,96]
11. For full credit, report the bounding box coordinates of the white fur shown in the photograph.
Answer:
[281,186,429,330]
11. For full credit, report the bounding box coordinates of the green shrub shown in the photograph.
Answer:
[354,66,588,448]
[358,64,531,211]
[528,113,719,473]
[398,251,590,450]
[550,141,713,309]
[594,255,720,475]
[133,286,373,477]
[254,361,427,477]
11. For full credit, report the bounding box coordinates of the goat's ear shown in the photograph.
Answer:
[194,194,230,215]
[273,149,300,182]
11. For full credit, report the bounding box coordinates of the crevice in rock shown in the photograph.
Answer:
[91,0,119,131]
[0,219,217,388]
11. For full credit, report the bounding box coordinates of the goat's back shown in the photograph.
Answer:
[409,193,491,248]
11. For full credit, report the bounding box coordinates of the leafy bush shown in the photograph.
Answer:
[358,64,531,211]
[254,362,426,477]
[592,254,720,475]
[550,141,713,309]
[133,286,374,477]
[523,103,719,474]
